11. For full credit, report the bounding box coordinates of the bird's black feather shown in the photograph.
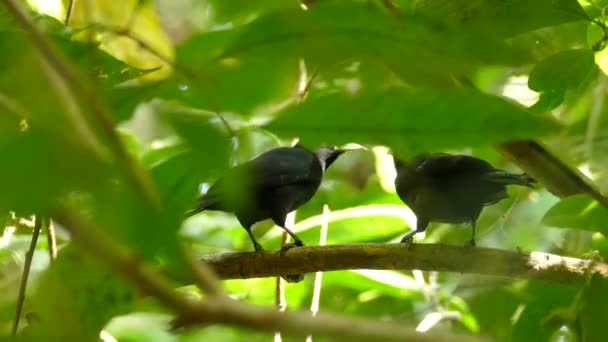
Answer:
[187,145,344,252]
[393,153,535,247]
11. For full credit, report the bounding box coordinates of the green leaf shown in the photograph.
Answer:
[104,82,167,123]
[199,0,299,29]
[142,111,231,226]
[266,88,561,155]
[529,49,597,93]
[26,246,134,340]
[176,3,532,114]
[542,195,608,233]
[52,36,153,86]
[416,0,587,39]
[147,148,200,220]
[528,91,565,114]
[512,283,576,341]
[575,274,608,342]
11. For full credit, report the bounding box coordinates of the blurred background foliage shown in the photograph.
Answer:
[2,0,608,340]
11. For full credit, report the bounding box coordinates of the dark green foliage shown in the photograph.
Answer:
[2,0,608,340]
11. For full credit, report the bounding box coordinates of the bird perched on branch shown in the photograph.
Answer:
[187,144,348,252]
[393,153,535,247]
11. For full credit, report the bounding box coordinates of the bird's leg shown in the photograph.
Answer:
[279,225,305,255]
[245,227,265,252]
[399,230,418,246]
[271,215,305,282]
[400,218,428,247]
[271,211,305,254]
[465,221,476,247]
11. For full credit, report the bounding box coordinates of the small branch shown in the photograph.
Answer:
[12,216,43,335]
[176,296,483,342]
[90,24,175,68]
[200,244,608,286]
[85,23,236,137]
[274,211,296,341]
[184,252,224,297]
[45,218,57,260]
[498,140,608,208]
[54,208,483,342]
[306,205,330,342]
[65,0,75,26]
[273,270,286,342]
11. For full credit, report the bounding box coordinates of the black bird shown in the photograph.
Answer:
[393,153,535,247]
[187,144,346,252]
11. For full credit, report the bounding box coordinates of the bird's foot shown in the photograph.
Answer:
[281,273,305,283]
[280,239,304,256]
[464,239,476,248]
[279,239,305,282]
[400,235,415,249]
[253,242,265,252]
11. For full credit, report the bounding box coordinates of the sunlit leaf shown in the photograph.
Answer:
[267,87,561,156]
[69,0,174,80]
[529,49,597,93]
[542,194,608,233]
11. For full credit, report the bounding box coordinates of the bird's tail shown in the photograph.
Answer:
[481,171,536,187]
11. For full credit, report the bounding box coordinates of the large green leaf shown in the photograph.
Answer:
[175,3,532,114]
[575,274,608,342]
[528,49,598,113]
[25,246,134,340]
[266,87,561,156]
[529,49,598,93]
[415,0,587,39]
[511,283,577,341]
[542,195,608,233]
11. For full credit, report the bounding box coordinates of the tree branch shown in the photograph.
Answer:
[12,215,42,335]
[199,244,608,286]
[53,208,483,342]
[498,140,608,208]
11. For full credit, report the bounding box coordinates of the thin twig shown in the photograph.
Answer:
[53,208,194,311]
[499,140,608,210]
[4,0,225,295]
[45,217,57,260]
[64,0,76,26]
[90,24,175,68]
[274,211,296,342]
[0,91,30,120]
[273,269,286,342]
[306,204,330,342]
[83,23,236,137]
[2,0,162,208]
[184,251,224,297]
[12,215,43,335]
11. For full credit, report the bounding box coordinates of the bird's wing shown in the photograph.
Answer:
[252,148,319,189]
[416,154,496,178]
[480,171,536,187]
[192,148,319,210]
